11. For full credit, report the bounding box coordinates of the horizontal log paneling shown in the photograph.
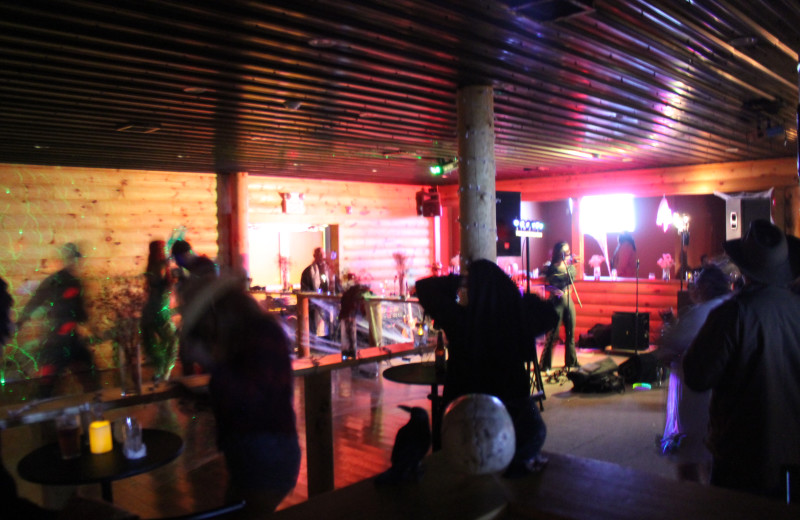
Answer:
[571,280,682,345]
[435,158,797,205]
[1,165,218,373]
[492,158,797,202]
[247,177,435,291]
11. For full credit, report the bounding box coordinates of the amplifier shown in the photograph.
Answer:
[611,312,649,350]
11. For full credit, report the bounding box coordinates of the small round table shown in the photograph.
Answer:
[18,428,184,502]
[382,361,446,450]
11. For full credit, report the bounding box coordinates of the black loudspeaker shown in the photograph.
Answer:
[415,190,441,217]
[618,353,660,384]
[496,191,521,256]
[611,312,649,350]
[677,290,692,317]
[725,196,771,240]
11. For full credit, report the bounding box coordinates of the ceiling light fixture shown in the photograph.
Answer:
[429,158,458,176]
[283,100,303,110]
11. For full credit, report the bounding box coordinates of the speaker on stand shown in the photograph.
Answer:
[496,191,521,257]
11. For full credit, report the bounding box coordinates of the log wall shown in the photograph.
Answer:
[572,279,683,345]
[0,165,433,376]
[0,164,218,374]
[247,177,435,289]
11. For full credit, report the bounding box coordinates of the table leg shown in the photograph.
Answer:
[101,480,113,502]
[304,371,334,496]
[430,383,442,451]
[297,295,311,358]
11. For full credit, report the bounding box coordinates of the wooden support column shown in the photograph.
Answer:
[216,171,249,280]
[784,185,800,237]
[571,201,584,280]
[296,294,311,358]
[304,371,334,496]
[457,85,496,271]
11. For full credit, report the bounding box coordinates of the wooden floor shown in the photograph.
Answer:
[3,347,679,518]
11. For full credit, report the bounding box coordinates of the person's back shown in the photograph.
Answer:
[685,284,800,496]
[684,219,800,498]
[612,238,637,278]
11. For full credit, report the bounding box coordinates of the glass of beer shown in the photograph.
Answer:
[56,414,81,460]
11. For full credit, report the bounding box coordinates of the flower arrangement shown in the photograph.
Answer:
[656,253,674,269]
[588,255,606,268]
[92,280,147,395]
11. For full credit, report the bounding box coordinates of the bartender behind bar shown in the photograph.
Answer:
[301,247,332,337]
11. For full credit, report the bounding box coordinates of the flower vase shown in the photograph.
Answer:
[593,266,601,280]
[662,268,670,281]
[398,273,407,299]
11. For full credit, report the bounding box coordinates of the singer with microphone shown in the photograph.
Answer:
[540,241,580,372]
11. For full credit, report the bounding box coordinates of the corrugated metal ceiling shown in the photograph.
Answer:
[0,0,797,185]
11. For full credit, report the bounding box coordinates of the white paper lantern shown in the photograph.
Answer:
[441,393,515,475]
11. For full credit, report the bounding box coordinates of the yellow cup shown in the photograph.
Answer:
[89,420,113,454]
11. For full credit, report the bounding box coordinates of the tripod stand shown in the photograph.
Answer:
[520,233,547,411]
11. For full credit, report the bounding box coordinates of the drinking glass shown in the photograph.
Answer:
[123,417,143,456]
[56,414,81,460]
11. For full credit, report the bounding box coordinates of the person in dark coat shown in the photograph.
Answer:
[415,259,557,474]
[1,276,12,345]
[684,219,800,499]
[181,276,300,517]
[16,243,98,398]
[300,247,333,337]
[171,239,217,375]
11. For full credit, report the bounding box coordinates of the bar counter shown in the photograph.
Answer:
[273,450,800,520]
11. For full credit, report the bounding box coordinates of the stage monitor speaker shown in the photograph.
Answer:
[611,312,649,350]
[496,191,521,256]
[725,197,771,240]
[618,353,660,384]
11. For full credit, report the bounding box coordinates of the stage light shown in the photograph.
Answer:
[430,158,458,176]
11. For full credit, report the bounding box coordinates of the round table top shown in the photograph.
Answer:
[18,428,184,487]
[382,361,445,386]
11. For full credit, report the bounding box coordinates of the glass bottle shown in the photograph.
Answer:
[435,331,446,375]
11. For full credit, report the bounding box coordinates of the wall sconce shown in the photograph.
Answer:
[672,212,690,234]
[280,192,305,214]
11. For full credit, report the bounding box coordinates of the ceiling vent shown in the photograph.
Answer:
[506,0,594,23]
[115,122,161,133]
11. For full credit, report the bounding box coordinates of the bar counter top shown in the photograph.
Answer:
[273,450,799,520]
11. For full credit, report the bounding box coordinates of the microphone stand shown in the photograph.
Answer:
[634,258,640,354]
[523,235,546,411]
